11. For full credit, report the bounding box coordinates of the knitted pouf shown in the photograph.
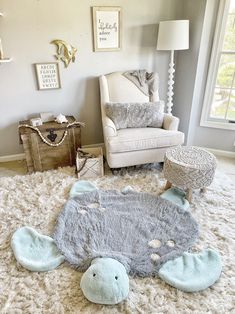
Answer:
[163,146,217,201]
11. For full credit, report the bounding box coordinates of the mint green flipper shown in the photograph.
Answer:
[11,226,64,272]
[69,180,97,198]
[161,187,190,210]
[159,249,222,292]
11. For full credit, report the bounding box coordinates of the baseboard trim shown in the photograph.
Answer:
[202,147,235,158]
[82,145,235,158]
[0,144,105,163]
[0,153,26,162]
[1,145,233,162]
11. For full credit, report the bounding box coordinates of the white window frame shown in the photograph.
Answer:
[200,0,235,131]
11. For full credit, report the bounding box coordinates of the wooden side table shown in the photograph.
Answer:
[19,116,81,173]
[163,146,217,202]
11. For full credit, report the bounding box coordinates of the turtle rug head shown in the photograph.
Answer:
[80,258,129,305]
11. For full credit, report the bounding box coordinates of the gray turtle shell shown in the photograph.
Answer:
[53,190,199,277]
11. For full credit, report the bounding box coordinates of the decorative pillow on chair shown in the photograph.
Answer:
[105,101,164,130]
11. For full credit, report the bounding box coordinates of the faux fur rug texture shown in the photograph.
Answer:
[54,189,199,275]
[0,165,234,314]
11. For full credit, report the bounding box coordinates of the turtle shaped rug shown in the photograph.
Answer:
[51,183,221,304]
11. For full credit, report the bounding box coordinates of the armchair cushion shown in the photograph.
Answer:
[105,101,164,130]
[107,128,184,153]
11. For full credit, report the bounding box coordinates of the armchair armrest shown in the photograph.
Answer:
[102,116,117,137]
[163,114,180,131]
[99,75,117,138]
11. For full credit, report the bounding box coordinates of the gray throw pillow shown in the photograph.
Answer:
[105,101,164,130]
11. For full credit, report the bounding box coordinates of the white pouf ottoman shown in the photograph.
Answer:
[163,146,217,202]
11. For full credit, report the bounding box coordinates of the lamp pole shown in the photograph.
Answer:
[166,50,175,115]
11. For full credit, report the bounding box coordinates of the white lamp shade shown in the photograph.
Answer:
[157,20,189,51]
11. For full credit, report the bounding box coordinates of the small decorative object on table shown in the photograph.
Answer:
[19,116,83,173]
[40,112,55,123]
[30,117,43,127]
[163,146,217,202]
[55,113,68,124]
[76,147,104,178]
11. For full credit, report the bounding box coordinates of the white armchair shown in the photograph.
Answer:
[99,71,184,168]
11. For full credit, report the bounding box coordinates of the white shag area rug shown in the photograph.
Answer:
[0,165,234,314]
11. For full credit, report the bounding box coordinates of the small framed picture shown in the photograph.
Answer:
[92,6,121,52]
[35,62,61,90]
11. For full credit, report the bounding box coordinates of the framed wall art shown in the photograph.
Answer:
[35,62,61,90]
[92,6,121,52]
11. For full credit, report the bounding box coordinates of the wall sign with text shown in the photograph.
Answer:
[35,62,61,90]
[92,6,121,52]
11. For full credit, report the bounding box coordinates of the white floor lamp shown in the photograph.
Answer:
[157,20,189,115]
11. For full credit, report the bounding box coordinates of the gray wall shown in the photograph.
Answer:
[173,0,207,137]
[174,0,235,152]
[1,0,234,157]
[0,0,179,156]
[187,0,235,151]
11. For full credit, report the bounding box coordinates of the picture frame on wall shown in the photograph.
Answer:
[35,62,61,90]
[92,6,121,52]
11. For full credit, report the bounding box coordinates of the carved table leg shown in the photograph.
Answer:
[164,180,172,190]
[186,188,192,203]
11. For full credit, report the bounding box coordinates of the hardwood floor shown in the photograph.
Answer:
[0,160,27,177]
[0,155,234,179]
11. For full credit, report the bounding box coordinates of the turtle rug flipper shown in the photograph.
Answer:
[69,180,97,198]
[11,226,64,272]
[158,249,222,292]
[160,187,190,210]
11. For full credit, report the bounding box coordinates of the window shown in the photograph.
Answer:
[201,0,235,130]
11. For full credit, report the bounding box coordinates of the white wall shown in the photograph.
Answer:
[0,0,179,156]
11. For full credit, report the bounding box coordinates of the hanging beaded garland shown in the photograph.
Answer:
[18,121,85,147]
